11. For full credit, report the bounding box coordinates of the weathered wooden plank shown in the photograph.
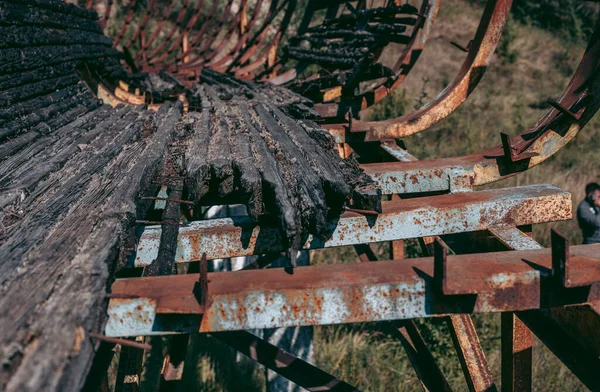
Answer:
[0,44,120,75]
[0,2,103,33]
[0,102,181,391]
[0,25,112,48]
[239,101,301,249]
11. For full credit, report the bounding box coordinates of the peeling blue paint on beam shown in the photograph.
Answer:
[104,244,600,337]
[133,184,571,266]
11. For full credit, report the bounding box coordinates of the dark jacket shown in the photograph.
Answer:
[577,197,600,244]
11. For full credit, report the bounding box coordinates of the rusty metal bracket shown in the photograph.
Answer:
[551,229,600,288]
[499,132,539,164]
[547,100,581,121]
[434,237,447,294]
[193,253,209,310]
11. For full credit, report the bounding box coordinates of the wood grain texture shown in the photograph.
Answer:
[0,0,380,389]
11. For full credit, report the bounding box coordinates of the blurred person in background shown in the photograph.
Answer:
[577,182,600,244]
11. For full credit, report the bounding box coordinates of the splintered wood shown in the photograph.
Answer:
[0,0,380,390]
[186,69,381,250]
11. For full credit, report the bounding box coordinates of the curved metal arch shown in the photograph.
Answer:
[343,0,512,140]
[169,0,254,71]
[363,13,600,189]
[312,0,441,117]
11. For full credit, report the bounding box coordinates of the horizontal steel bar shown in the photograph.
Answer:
[361,157,479,194]
[105,244,600,337]
[133,184,571,266]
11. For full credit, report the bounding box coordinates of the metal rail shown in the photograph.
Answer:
[133,184,570,264]
[105,243,600,336]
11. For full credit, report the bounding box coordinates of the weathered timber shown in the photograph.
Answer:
[0,102,181,391]
[0,1,385,389]
[181,76,380,247]
[0,25,113,48]
[0,44,120,75]
[0,2,103,33]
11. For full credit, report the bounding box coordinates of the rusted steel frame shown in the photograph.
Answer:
[156,1,212,66]
[361,84,598,193]
[500,313,532,392]
[210,0,267,71]
[331,0,512,138]
[89,333,152,351]
[120,0,157,50]
[353,244,452,391]
[254,0,315,82]
[512,13,600,156]
[381,143,416,259]
[223,0,291,73]
[212,330,360,392]
[440,244,599,297]
[157,334,190,390]
[517,307,600,391]
[112,0,137,48]
[104,244,600,336]
[359,5,600,192]
[99,0,113,30]
[132,0,176,62]
[380,141,418,162]
[142,0,193,63]
[413,225,495,392]
[149,0,220,74]
[313,0,440,115]
[160,0,243,69]
[231,19,293,79]
[173,0,245,70]
[489,226,535,392]
[390,321,452,392]
[147,0,209,66]
[133,184,570,265]
[447,315,497,392]
[195,0,252,67]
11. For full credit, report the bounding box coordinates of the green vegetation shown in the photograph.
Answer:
[471,0,599,43]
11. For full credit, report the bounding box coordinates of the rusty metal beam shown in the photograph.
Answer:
[517,307,600,391]
[133,184,571,265]
[447,315,497,392]
[500,313,532,392]
[104,244,600,336]
[424,233,497,392]
[354,242,450,392]
[491,223,599,392]
[489,226,537,392]
[340,0,513,139]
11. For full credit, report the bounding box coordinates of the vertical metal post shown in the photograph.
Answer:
[501,313,532,392]
[447,315,497,392]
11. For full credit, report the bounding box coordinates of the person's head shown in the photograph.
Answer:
[585,182,600,201]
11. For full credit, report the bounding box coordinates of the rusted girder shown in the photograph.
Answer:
[104,244,600,336]
[330,0,512,138]
[133,184,571,265]
[310,0,440,116]
[518,307,600,391]
[447,315,497,392]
